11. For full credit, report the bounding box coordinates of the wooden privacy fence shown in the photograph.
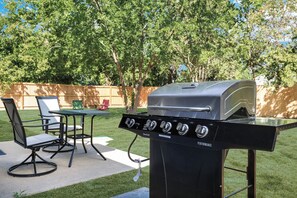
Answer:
[0,83,158,110]
[256,85,297,118]
[1,82,297,119]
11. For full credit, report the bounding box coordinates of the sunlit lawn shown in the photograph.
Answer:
[1,108,297,197]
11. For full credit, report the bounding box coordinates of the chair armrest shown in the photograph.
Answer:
[22,121,63,128]
[22,121,65,136]
[22,118,50,123]
[41,114,63,118]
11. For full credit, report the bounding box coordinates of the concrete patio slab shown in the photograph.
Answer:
[0,137,149,198]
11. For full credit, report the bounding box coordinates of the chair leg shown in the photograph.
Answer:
[42,141,73,153]
[32,151,37,174]
[43,131,73,153]
[81,138,87,153]
[7,149,57,177]
[50,141,74,158]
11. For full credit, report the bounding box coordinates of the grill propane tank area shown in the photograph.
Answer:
[119,80,297,198]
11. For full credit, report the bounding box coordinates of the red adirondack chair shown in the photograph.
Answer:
[97,99,109,111]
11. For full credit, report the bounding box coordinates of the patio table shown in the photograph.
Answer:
[49,109,109,167]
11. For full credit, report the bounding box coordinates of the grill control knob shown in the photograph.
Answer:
[164,122,172,133]
[145,119,152,128]
[160,121,166,128]
[176,122,183,131]
[160,121,172,133]
[177,123,189,136]
[148,120,157,131]
[125,118,136,128]
[195,125,209,138]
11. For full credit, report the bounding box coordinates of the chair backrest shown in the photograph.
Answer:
[1,98,27,147]
[72,100,83,110]
[103,99,109,106]
[98,99,109,110]
[36,96,61,129]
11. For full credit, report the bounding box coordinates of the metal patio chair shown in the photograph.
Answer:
[72,100,83,110]
[1,98,63,177]
[35,96,83,152]
[97,99,110,111]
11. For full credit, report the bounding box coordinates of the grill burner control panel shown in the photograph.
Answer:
[125,117,210,138]
[123,115,214,139]
[119,113,219,149]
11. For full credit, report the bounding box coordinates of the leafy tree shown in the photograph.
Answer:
[0,0,48,89]
[31,0,95,84]
[225,0,297,86]
[167,0,241,82]
[258,0,297,86]
[1,0,297,102]
[87,0,173,112]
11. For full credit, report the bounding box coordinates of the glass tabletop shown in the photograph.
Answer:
[225,117,297,127]
[49,109,109,116]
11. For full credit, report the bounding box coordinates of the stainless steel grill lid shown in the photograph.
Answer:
[148,80,256,120]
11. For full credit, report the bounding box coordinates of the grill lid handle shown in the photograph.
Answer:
[149,105,212,112]
[182,83,199,89]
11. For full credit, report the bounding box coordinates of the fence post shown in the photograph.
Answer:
[21,83,24,110]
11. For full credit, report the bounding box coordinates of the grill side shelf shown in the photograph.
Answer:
[277,121,297,132]
[215,122,278,151]
[217,117,297,151]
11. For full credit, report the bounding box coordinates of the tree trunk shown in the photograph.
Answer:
[111,48,129,111]
[132,82,143,113]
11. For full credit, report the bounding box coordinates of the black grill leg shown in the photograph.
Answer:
[247,150,256,198]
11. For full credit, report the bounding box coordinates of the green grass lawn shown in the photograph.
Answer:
[1,108,297,197]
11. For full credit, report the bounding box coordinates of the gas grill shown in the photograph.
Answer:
[119,80,297,198]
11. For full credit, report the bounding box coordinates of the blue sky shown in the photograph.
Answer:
[0,0,7,14]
